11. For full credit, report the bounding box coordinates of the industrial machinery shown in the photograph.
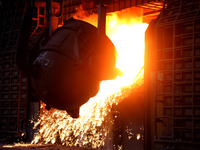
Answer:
[30,17,120,117]
[16,0,120,117]
[3,0,200,149]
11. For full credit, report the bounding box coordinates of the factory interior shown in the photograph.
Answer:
[0,0,200,149]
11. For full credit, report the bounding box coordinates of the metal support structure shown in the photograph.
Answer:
[97,2,106,35]
[46,0,52,37]
[49,0,52,36]
[144,20,156,150]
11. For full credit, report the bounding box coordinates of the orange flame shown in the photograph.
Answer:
[80,7,148,114]
[32,7,148,148]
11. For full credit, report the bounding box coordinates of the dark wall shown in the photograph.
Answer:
[145,0,200,150]
[0,0,29,143]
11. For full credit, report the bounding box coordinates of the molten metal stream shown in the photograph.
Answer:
[31,7,148,148]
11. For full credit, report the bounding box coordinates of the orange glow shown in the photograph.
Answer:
[32,7,148,148]
[80,8,148,115]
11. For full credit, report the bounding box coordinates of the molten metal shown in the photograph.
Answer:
[32,7,148,149]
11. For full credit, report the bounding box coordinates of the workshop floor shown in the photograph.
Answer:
[0,144,109,150]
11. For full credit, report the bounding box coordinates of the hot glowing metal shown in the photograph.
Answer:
[32,7,148,149]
